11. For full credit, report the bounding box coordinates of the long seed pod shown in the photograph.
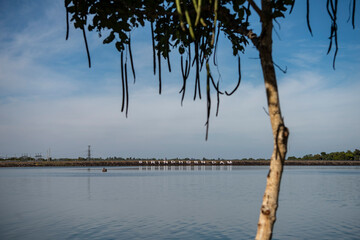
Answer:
[326,0,335,20]
[184,57,190,78]
[194,0,202,26]
[327,28,334,54]
[180,55,187,106]
[192,52,196,67]
[332,25,338,69]
[124,62,129,117]
[333,0,339,69]
[192,0,198,13]
[194,41,201,100]
[211,0,218,46]
[209,73,223,94]
[187,45,192,76]
[151,21,156,75]
[199,35,206,70]
[199,35,204,63]
[306,0,313,36]
[65,8,69,40]
[216,81,220,117]
[326,0,339,69]
[289,0,295,14]
[176,0,186,31]
[128,35,136,83]
[329,0,336,13]
[167,54,172,72]
[205,62,211,141]
[352,0,356,29]
[180,56,186,100]
[207,68,223,117]
[82,24,91,68]
[120,52,125,112]
[179,49,191,106]
[213,24,221,66]
[185,10,196,40]
[225,56,241,96]
[176,0,183,15]
[158,50,162,94]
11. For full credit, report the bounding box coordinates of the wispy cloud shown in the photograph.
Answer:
[279,71,360,156]
[0,81,272,159]
[0,0,359,160]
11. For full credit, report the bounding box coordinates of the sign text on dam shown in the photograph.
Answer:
[138,160,233,165]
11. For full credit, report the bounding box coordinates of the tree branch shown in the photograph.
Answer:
[247,0,262,17]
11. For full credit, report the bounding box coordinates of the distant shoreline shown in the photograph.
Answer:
[1,160,360,167]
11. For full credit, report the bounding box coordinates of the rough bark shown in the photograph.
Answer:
[255,1,289,239]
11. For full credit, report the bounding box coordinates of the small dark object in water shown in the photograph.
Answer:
[102,168,107,172]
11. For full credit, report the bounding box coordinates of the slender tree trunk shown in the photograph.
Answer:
[255,1,289,239]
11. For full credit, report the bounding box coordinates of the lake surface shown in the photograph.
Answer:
[0,166,359,240]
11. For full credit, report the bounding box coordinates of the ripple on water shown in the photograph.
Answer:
[0,166,359,240]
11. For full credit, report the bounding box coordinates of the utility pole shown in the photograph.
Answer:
[87,145,91,161]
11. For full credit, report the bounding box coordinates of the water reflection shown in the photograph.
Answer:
[0,166,359,240]
[138,165,233,171]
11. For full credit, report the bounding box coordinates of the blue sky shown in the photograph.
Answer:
[0,0,359,159]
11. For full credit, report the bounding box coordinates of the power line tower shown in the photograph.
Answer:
[46,148,51,161]
[87,145,91,161]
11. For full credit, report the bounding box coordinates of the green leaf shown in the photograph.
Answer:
[273,11,285,18]
[115,41,124,52]
[103,31,115,44]
[179,45,185,54]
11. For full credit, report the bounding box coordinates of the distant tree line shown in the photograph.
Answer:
[288,149,360,161]
[2,150,359,162]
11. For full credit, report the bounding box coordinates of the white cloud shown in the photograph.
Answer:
[288,52,323,67]
[279,71,360,156]
[0,82,274,159]
[1,0,359,160]
[0,55,79,99]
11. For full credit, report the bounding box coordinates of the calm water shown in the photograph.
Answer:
[0,166,359,240]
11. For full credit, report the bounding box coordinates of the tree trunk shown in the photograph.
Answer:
[255,1,289,239]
